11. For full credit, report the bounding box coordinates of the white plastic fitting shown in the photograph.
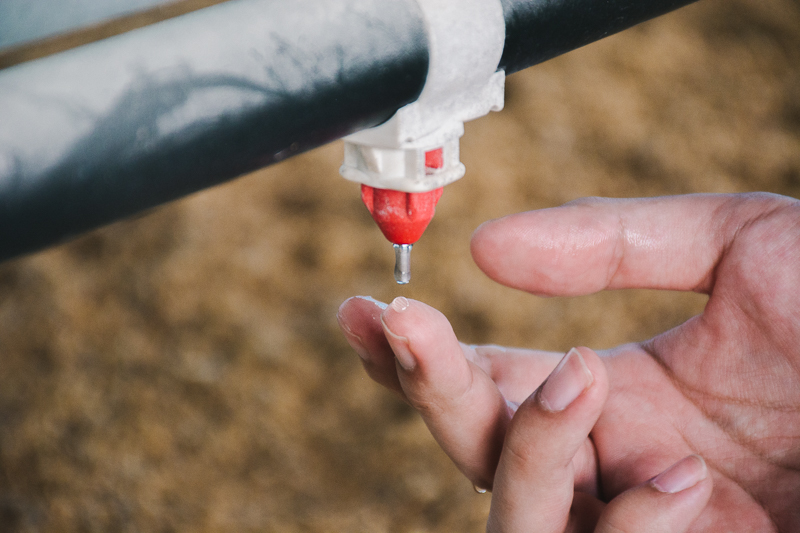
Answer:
[339,0,506,193]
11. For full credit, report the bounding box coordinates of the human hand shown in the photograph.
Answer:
[486,346,711,532]
[337,193,800,531]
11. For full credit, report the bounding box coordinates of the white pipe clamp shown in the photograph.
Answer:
[340,0,506,192]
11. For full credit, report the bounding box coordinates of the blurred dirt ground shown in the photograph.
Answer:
[1,0,799,531]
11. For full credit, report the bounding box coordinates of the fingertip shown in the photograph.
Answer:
[469,218,495,252]
[488,346,608,533]
[469,209,596,296]
[338,295,387,315]
[650,454,708,494]
[538,347,595,412]
[470,217,497,243]
[336,295,359,316]
[535,346,608,412]
[379,298,455,348]
[378,297,412,340]
[381,298,468,375]
[337,295,387,327]
[597,455,713,533]
[469,215,512,283]
[337,296,397,372]
[380,305,416,372]
[514,346,608,422]
[572,346,608,395]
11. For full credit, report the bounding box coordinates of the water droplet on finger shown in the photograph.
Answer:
[473,484,488,494]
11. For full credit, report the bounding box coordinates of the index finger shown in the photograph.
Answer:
[470,193,793,296]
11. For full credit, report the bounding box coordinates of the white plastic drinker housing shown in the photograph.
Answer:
[339,0,507,193]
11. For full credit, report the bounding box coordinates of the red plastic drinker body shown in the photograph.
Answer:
[360,148,445,245]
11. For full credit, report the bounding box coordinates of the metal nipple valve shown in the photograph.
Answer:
[393,244,412,284]
[353,148,446,284]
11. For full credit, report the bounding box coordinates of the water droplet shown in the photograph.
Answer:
[473,484,488,494]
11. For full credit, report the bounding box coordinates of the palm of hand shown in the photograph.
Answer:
[492,202,800,531]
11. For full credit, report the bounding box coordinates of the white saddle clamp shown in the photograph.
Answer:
[340,0,506,193]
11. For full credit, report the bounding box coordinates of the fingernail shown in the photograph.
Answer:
[651,455,708,494]
[353,295,388,310]
[506,399,521,417]
[337,296,388,361]
[381,297,415,371]
[337,317,370,361]
[539,348,594,412]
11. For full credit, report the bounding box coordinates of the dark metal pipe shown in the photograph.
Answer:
[499,0,698,73]
[0,0,429,261]
[0,0,697,262]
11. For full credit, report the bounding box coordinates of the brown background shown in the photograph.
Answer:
[1,0,799,530]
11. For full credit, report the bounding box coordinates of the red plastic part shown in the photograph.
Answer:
[361,185,443,244]
[424,147,444,171]
[361,148,445,245]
